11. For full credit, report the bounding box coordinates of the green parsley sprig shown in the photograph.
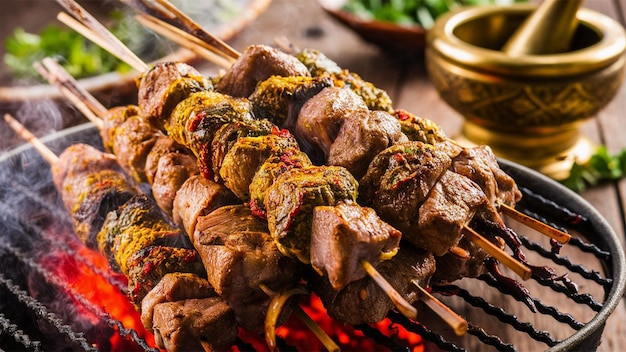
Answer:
[560,146,626,192]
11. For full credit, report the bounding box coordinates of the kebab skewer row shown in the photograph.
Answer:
[3,113,238,351]
[54,2,528,330]
[35,59,351,351]
[38,53,466,341]
[53,0,532,328]
[51,1,431,322]
[39,57,468,337]
[149,4,570,248]
[172,32,569,280]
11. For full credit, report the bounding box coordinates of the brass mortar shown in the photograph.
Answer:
[425,4,626,180]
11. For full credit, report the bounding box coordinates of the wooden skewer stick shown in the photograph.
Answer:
[122,0,241,60]
[39,57,108,116]
[411,280,468,336]
[134,13,235,69]
[54,0,148,72]
[462,226,532,281]
[498,203,571,244]
[360,259,418,320]
[4,114,59,165]
[34,60,104,129]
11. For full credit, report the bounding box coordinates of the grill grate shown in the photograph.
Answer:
[0,124,624,351]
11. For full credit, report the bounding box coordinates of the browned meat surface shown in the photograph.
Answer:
[432,235,497,284]
[172,175,239,236]
[193,205,302,332]
[310,201,402,290]
[151,297,237,352]
[141,273,217,329]
[100,105,139,152]
[309,244,435,325]
[215,45,311,98]
[52,144,138,248]
[152,152,198,216]
[137,62,212,126]
[295,86,367,162]
[408,171,488,256]
[112,115,160,183]
[126,245,206,305]
[249,75,332,129]
[450,144,522,207]
[328,110,408,179]
[359,142,451,232]
[145,135,195,185]
[249,147,312,217]
[265,165,359,263]
[96,194,205,304]
[218,133,299,201]
[165,90,273,181]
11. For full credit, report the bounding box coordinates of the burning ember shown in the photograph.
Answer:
[36,242,160,351]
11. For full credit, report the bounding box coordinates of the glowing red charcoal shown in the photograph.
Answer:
[41,245,160,351]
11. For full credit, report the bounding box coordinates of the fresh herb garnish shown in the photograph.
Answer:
[560,145,626,192]
[3,9,138,81]
[341,0,525,29]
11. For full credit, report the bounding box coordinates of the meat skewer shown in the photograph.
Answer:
[35,58,346,351]
[52,0,536,330]
[134,4,569,250]
[52,0,427,324]
[3,113,238,351]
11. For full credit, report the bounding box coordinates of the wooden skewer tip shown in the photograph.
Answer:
[462,226,532,281]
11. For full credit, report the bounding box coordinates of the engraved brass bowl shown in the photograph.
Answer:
[425,4,626,180]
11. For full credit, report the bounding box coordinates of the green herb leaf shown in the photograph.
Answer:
[561,145,626,192]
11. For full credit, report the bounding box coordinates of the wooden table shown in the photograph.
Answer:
[216,0,626,350]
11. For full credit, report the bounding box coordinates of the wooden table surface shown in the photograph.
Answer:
[216,0,626,351]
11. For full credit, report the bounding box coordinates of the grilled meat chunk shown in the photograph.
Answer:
[249,75,332,129]
[152,152,198,215]
[145,135,195,185]
[193,205,302,332]
[450,145,522,207]
[127,245,206,306]
[166,90,273,180]
[395,110,521,207]
[394,109,448,146]
[295,86,368,162]
[249,147,312,217]
[410,171,488,256]
[295,48,393,112]
[141,273,217,329]
[309,244,435,325]
[310,201,401,290]
[265,165,359,263]
[219,133,300,201]
[433,235,496,284]
[112,114,160,183]
[52,144,138,248]
[215,45,311,98]
[100,105,139,152]
[151,297,237,352]
[329,110,408,179]
[96,194,205,305]
[137,62,212,126]
[97,194,192,274]
[359,142,450,232]
[172,175,239,236]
